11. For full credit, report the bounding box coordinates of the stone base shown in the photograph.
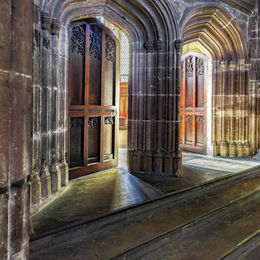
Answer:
[60,162,69,187]
[31,172,42,206]
[130,168,183,181]
[40,172,52,199]
[50,164,61,193]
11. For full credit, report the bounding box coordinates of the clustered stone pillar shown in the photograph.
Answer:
[58,25,69,187]
[30,8,69,212]
[0,0,32,259]
[128,39,182,177]
[212,60,252,157]
[248,8,260,156]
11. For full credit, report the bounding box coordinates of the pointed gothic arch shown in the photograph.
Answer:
[31,0,181,207]
[179,4,257,158]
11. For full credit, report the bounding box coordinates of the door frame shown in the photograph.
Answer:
[67,18,121,180]
[180,51,212,155]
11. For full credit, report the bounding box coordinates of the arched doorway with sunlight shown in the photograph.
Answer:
[179,5,253,159]
[180,44,213,155]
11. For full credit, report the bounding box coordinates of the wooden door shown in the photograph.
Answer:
[180,54,206,154]
[68,18,118,179]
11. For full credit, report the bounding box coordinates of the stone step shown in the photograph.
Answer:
[118,186,260,259]
[30,166,260,260]
[221,230,260,260]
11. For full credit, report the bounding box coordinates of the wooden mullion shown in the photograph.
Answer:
[84,115,89,166]
[101,30,106,106]
[100,30,106,163]
[100,115,104,163]
[203,56,207,152]
[183,58,186,144]
[85,24,90,106]
[193,56,196,146]
[84,23,90,166]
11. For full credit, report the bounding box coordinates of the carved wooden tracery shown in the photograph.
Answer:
[71,25,85,56]
[105,35,116,62]
[104,116,115,125]
[88,117,99,127]
[70,117,84,128]
[186,55,193,78]
[185,115,192,121]
[196,116,204,122]
[196,58,204,76]
[90,27,102,60]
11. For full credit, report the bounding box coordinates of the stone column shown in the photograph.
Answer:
[219,61,229,156]
[228,61,237,157]
[49,19,62,193]
[212,61,220,156]
[244,63,251,157]
[0,0,32,258]
[143,41,156,172]
[153,41,166,173]
[248,11,260,155]
[40,12,52,198]
[237,61,246,157]
[165,39,182,176]
[128,41,145,172]
[128,39,181,177]
[58,26,69,186]
[31,4,42,208]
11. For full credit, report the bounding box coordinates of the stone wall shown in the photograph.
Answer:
[30,7,69,212]
[0,0,33,259]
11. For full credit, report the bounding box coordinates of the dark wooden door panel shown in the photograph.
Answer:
[88,117,100,164]
[70,25,85,105]
[104,116,115,160]
[89,25,102,105]
[180,54,206,153]
[68,19,118,179]
[70,117,84,167]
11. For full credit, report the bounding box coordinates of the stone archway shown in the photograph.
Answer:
[179,4,257,158]
[31,0,181,209]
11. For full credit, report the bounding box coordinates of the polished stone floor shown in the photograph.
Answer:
[30,173,260,260]
[31,150,260,238]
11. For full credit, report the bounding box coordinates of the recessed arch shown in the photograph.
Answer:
[180,5,248,61]
[31,0,183,207]
[179,4,252,158]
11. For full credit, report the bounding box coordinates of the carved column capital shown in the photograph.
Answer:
[174,39,183,53]
[41,11,52,32]
[144,41,155,52]
[229,60,237,70]
[155,40,166,52]
[51,19,61,35]
[238,59,246,69]
[220,60,228,70]
[245,63,251,70]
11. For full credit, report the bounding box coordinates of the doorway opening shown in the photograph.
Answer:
[99,20,130,169]
[68,17,130,180]
[180,42,213,156]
